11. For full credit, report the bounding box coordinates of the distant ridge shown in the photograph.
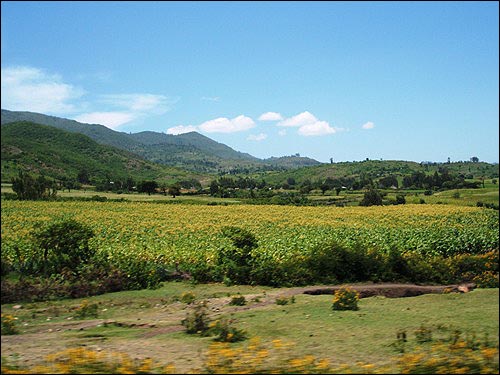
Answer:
[1,120,201,183]
[1,109,321,172]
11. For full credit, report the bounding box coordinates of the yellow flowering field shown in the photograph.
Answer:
[1,201,498,271]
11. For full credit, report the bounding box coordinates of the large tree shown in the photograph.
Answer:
[11,171,57,200]
[138,180,158,195]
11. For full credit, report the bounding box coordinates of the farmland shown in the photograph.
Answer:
[2,201,498,284]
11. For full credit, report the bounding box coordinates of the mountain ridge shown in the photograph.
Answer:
[1,109,321,171]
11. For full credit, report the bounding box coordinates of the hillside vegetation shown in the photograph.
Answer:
[1,109,320,172]
[0,121,204,185]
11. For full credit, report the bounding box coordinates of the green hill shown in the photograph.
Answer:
[1,110,320,172]
[258,159,499,186]
[1,121,205,184]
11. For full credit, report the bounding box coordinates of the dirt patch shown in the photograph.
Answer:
[301,282,477,298]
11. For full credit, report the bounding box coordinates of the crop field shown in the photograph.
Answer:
[2,201,498,275]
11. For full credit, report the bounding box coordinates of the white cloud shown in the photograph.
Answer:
[278,111,318,127]
[99,93,174,114]
[1,66,84,114]
[198,115,255,133]
[362,121,375,129]
[247,133,268,141]
[1,65,179,130]
[75,93,177,129]
[166,125,198,135]
[298,121,337,136]
[277,111,340,136]
[258,112,283,121]
[73,112,135,129]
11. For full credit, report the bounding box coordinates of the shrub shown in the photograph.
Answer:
[307,241,386,284]
[73,300,99,319]
[229,294,246,306]
[180,292,196,304]
[276,296,295,305]
[1,314,19,335]
[0,347,175,374]
[359,188,383,206]
[473,271,499,288]
[32,217,95,276]
[332,287,360,311]
[395,194,406,205]
[181,301,211,335]
[447,250,499,283]
[208,318,248,343]
[217,226,258,285]
[397,338,499,374]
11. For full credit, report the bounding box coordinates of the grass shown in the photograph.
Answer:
[1,281,498,373]
[3,181,497,207]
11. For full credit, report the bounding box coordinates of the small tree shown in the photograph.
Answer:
[138,180,158,195]
[359,188,383,206]
[395,194,406,205]
[168,183,181,198]
[217,226,258,285]
[33,218,95,276]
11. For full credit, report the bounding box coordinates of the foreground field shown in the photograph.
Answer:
[1,282,498,373]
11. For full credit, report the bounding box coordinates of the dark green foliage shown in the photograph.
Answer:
[359,188,383,206]
[1,121,200,184]
[182,301,211,335]
[220,226,258,253]
[11,171,57,200]
[217,227,258,285]
[0,263,130,303]
[306,242,388,283]
[168,183,181,198]
[229,294,246,306]
[2,110,315,174]
[210,318,248,342]
[395,194,406,205]
[138,180,158,195]
[33,218,95,276]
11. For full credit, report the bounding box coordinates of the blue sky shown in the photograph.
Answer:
[1,1,499,163]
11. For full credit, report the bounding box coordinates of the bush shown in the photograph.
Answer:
[359,188,383,206]
[395,194,406,205]
[0,347,173,374]
[0,263,131,304]
[73,300,99,319]
[32,217,95,276]
[208,318,248,343]
[180,291,196,304]
[306,241,385,283]
[229,294,246,306]
[276,296,295,305]
[473,271,499,288]
[397,338,499,374]
[216,226,258,285]
[181,301,211,335]
[1,314,19,335]
[332,287,360,311]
